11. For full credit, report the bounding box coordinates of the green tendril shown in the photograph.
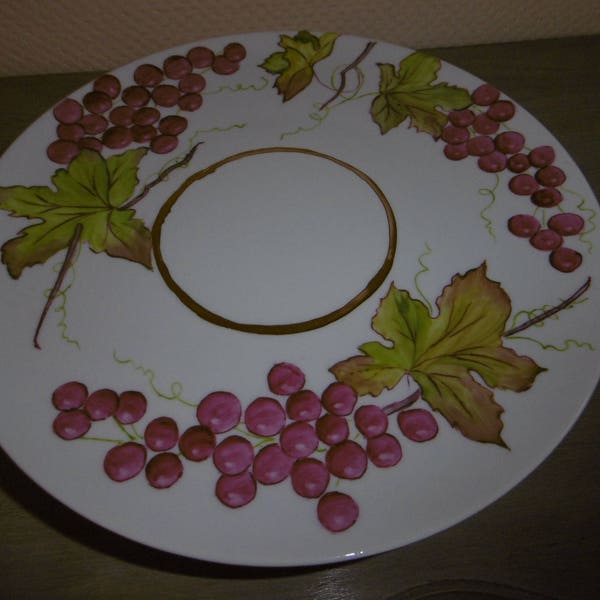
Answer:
[203,76,270,95]
[477,173,500,239]
[112,418,138,441]
[280,103,332,140]
[414,242,434,312]
[82,435,127,444]
[563,187,597,254]
[508,298,588,330]
[507,335,595,352]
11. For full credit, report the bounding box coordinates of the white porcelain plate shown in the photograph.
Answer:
[1,32,598,567]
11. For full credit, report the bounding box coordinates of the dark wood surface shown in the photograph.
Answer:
[1,36,599,600]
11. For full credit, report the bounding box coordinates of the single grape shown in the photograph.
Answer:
[267,362,305,395]
[486,100,516,122]
[133,106,161,126]
[215,471,257,508]
[441,125,469,145]
[78,137,103,152]
[47,140,79,164]
[53,98,83,124]
[471,83,500,106]
[290,458,330,498]
[354,405,388,439]
[212,55,239,75]
[133,64,164,87]
[158,115,188,135]
[252,444,294,485]
[531,187,563,208]
[472,113,500,135]
[529,229,563,251]
[326,440,367,480]
[116,390,147,424]
[366,433,403,467]
[122,85,151,108]
[321,382,357,416]
[78,114,108,135]
[495,131,525,154]
[163,55,193,79]
[52,409,91,440]
[466,135,495,156]
[145,452,183,489]
[177,93,204,112]
[507,214,541,238]
[213,435,254,475]
[187,46,215,68]
[549,247,582,272]
[102,126,133,149]
[316,414,349,446]
[448,109,475,127]
[144,416,179,451]
[131,124,158,143]
[286,389,321,421]
[279,422,319,458]
[507,153,530,173]
[93,74,121,98]
[478,150,507,173]
[57,123,85,142]
[196,391,241,433]
[398,409,439,442]
[548,213,585,236]
[443,143,468,161]
[83,91,112,114]
[109,105,135,126]
[103,442,146,482]
[244,397,286,437]
[178,425,216,461]
[179,72,206,94]
[52,381,88,411]
[84,388,118,421]
[223,42,247,62]
[317,492,359,532]
[509,174,539,195]
[535,165,566,187]
[529,145,555,168]
[150,134,178,154]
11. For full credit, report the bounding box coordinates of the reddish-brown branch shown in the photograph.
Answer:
[383,389,421,415]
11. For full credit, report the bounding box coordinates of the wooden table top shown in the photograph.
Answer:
[1,35,599,600]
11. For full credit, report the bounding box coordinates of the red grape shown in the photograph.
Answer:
[317,492,359,532]
[252,443,294,484]
[471,84,500,106]
[472,113,500,135]
[531,187,563,208]
[196,391,241,433]
[548,213,585,236]
[223,42,247,62]
[93,74,121,98]
[144,416,179,451]
[286,389,321,421]
[109,105,135,126]
[441,125,469,145]
[529,229,563,251]
[291,458,330,498]
[133,64,164,87]
[354,405,388,438]
[57,123,85,142]
[316,414,349,446]
[321,382,357,416]
[478,150,507,173]
[509,174,539,195]
[215,471,256,508]
[507,214,540,238]
[122,85,151,108]
[326,440,367,480]
[116,390,147,424]
[158,115,188,135]
[52,409,91,440]
[133,106,160,126]
[187,46,215,68]
[267,363,305,395]
[179,73,206,93]
[444,143,468,161]
[131,124,158,143]
[507,153,530,173]
[549,247,582,272]
[529,145,555,168]
[213,435,254,475]
[177,93,204,112]
[163,55,192,79]
[47,140,79,164]
[53,98,83,124]
[366,433,403,467]
[467,135,495,156]
[486,100,515,122]
[78,137,104,153]
[494,131,525,154]
[84,388,118,420]
[150,134,178,154]
[145,452,183,489]
[448,109,475,127]
[102,126,133,149]
[279,422,318,458]
[535,165,566,187]
[83,91,112,114]
[244,397,286,437]
[398,409,439,442]
[178,425,216,461]
[78,114,108,135]
[212,55,239,75]
[103,442,146,482]
[52,381,88,411]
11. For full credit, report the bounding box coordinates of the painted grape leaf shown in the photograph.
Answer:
[0,148,152,278]
[260,30,340,101]
[330,263,545,445]
[370,52,472,138]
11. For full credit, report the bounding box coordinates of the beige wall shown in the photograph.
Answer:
[1,0,599,76]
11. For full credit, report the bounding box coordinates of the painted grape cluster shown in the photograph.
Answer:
[50,363,439,533]
[441,83,585,273]
[48,41,247,164]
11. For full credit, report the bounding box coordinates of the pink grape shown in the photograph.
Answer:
[57,123,85,142]
[536,165,566,187]
[467,135,495,156]
[316,414,349,446]
[121,85,151,107]
[441,125,469,145]
[133,106,160,126]
[116,390,147,424]
[158,115,188,135]
[530,229,563,251]
[354,405,388,439]
[196,391,241,433]
[317,492,359,532]
[321,382,357,416]
[290,458,330,498]
[279,422,319,458]
[187,46,215,68]
[472,113,499,135]
[471,83,500,106]
[398,409,439,442]
[550,247,582,272]
[144,416,179,451]
[52,381,88,411]
[531,187,563,208]
[326,440,367,480]
[267,362,305,395]
[507,153,530,173]
[366,433,403,467]
[152,84,180,107]
[102,126,133,149]
[509,174,539,195]
[163,55,193,79]
[178,425,216,461]
[213,435,254,475]
[252,444,294,485]
[216,471,257,508]
[83,91,112,114]
[495,131,525,154]
[478,150,507,173]
[244,397,286,437]
[78,137,103,152]
[84,388,118,420]
[548,213,585,236]
[134,64,164,87]
[53,98,83,124]
[145,452,183,489]
[52,410,91,440]
[223,42,247,62]
[212,55,239,75]
[448,109,475,127]
[150,134,178,154]
[529,145,555,167]
[286,389,321,421]
[109,105,135,126]
[93,74,121,98]
[103,442,146,482]
[444,143,468,161]
[78,114,108,135]
[47,140,79,164]
[131,124,158,143]
[178,93,204,112]
[179,72,206,93]
[487,100,515,122]
[507,214,541,238]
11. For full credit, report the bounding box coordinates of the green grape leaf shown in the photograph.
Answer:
[330,263,545,446]
[260,30,340,101]
[370,52,472,138]
[0,148,152,278]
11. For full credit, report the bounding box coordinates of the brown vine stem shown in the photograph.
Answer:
[319,41,377,111]
[503,276,592,338]
[33,223,83,349]
[383,389,421,415]
[122,142,203,210]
